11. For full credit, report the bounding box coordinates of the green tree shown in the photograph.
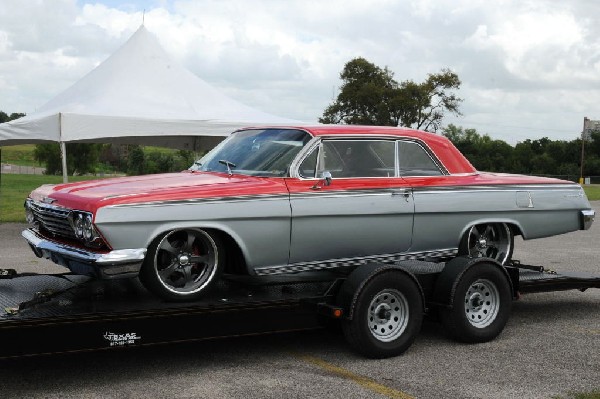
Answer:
[127,145,145,175]
[443,124,511,172]
[0,111,25,123]
[176,150,196,170]
[320,58,462,132]
[34,143,103,175]
[320,58,399,126]
[33,144,62,174]
[399,69,462,131]
[443,126,587,180]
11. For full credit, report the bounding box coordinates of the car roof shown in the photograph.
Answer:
[241,124,449,144]
[238,125,476,174]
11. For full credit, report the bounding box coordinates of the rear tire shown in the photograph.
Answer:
[341,271,423,358]
[460,223,514,265]
[439,263,511,343]
[140,228,224,302]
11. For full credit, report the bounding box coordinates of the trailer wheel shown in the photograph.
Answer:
[341,272,423,358]
[439,263,511,343]
[140,228,224,302]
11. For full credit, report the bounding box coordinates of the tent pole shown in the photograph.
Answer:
[58,112,68,183]
[60,141,68,183]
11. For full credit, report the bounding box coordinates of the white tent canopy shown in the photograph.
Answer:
[0,25,301,179]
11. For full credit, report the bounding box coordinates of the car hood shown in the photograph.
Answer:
[30,171,289,213]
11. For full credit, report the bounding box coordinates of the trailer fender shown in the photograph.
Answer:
[433,256,517,309]
[336,263,426,321]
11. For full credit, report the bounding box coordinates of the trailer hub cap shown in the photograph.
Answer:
[368,289,409,342]
[464,279,500,328]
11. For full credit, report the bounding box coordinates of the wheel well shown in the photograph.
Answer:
[144,227,249,276]
[461,221,523,241]
[507,223,523,237]
[205,228,248,275]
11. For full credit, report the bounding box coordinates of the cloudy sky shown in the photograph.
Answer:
[1,0,599,144]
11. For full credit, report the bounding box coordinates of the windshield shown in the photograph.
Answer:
[190,129,312,177]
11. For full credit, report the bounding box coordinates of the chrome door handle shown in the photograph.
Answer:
[391,189,411,201]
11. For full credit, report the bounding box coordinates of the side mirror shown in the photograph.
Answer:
[322,171,332,186]
[311,171,332,190]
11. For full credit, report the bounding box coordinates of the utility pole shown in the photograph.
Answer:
[580,117,588,184]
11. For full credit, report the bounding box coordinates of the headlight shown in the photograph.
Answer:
[74,214,85,239]
[83,214,94,241]
[24,200,35,224]
[69,211,98,243]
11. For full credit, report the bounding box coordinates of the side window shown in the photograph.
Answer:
[317,140,396,178]
[397,141,442,176]
[298,147,318,178]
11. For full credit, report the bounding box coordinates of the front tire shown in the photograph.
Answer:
[341,272,423,358]
[140,228,224,301]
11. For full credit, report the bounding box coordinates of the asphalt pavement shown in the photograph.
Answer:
[0,204,598,399]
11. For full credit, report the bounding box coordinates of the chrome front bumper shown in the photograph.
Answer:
[581,209,595,230]
[22,228,146,279]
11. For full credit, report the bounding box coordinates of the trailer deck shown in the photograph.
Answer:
[0,274,334,358]
[0,261,598,359]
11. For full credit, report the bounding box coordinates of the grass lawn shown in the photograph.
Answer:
[583,184,600,201]
[0,174,101,222]
[554,390,600,399]
[0,144,42,167]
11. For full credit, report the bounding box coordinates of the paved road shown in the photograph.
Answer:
[0,204,598,399]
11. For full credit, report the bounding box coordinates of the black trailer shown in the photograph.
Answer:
[1,257,599,359]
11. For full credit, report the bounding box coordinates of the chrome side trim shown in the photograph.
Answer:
[411,184,581,193]
[580,209,595,230]
[106,193,290,209]
[254,248,458,276]
[290,189,396,200]
[103,184,582,209]
[22,228,146,278]
[290,184,580,199]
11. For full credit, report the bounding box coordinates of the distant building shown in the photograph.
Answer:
[583,117,600,141]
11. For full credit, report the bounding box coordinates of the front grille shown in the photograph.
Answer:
[29,200,76,239]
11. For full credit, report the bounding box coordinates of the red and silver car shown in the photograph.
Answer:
[22,126,595,301]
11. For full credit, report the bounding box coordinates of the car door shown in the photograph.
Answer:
[395,139,454,253]
[285,138,414,265]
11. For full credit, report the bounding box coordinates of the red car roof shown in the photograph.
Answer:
[241,125,476,174]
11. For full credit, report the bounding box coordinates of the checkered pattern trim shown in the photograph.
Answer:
[254,248,458,276]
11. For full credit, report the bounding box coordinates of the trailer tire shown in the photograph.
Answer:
[341,271,423,358]
[439,263,511,343]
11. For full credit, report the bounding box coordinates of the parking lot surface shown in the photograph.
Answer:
[0,203,598,399]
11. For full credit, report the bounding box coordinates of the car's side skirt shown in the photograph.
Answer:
[253,248,458,276]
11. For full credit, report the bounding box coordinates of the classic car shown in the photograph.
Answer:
[22,125,595,301]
